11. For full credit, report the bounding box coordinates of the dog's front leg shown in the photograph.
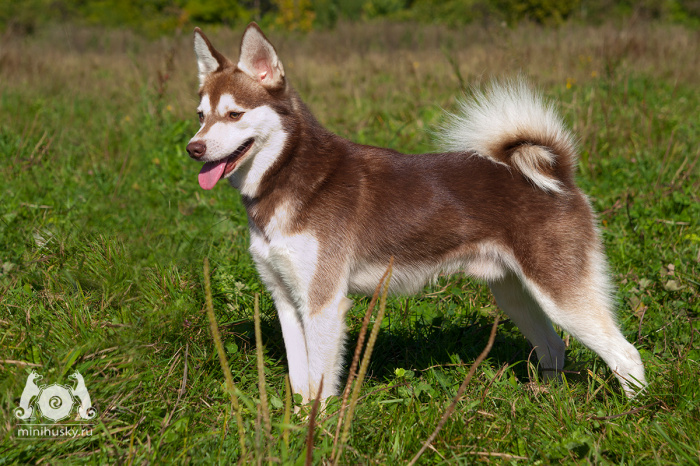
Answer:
[272,286,311,402]
[302,291,353,402]
[250,248,311,403]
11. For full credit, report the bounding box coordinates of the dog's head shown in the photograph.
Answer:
[186,24,290,197]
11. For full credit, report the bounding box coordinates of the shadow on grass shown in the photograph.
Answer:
[229,294,607,396]
[355,316,525,380]
[249,309,531,383]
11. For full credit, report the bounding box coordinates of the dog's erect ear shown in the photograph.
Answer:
[193,27,231,87]
[237,23,285,91]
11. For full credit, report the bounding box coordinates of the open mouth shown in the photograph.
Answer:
[198,138,254,190]
[224,138,255,176]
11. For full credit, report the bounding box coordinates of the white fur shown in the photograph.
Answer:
[249,238,311,399]
[191,121,250,162]
[465,242,518,281]
[197,95,212,115]
[554,245,645,395]
[303,290,348,399]
[439,79,576,193]
[251,202,319,311]
[194,32,220,87]
[189,94,288,197]
[229,105,287,198]
[216,94,246,115]
[349,243,514,296]
[489,272,567,377]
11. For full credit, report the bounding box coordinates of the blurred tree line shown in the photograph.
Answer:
[1,0,699,35]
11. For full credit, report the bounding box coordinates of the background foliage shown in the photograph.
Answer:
[2,0,700,35]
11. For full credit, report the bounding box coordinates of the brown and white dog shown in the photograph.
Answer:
[186,23,646,402]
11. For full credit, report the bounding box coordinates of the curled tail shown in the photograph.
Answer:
[439,79,577,193]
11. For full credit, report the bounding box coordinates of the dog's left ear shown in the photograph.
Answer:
[237,23,285,91]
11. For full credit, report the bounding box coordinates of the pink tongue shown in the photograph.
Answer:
[198,160,227,190]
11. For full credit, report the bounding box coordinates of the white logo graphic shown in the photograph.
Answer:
[15,370,96,422]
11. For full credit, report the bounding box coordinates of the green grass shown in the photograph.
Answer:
[1,20,699,464]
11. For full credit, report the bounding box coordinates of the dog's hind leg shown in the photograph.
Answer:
[503,251,646,397]
[489,271,566,380]
[542,263,645,397]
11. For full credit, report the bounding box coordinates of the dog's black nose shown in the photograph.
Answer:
[186,141,206,159]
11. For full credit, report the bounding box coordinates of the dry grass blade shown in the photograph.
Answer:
[0,360,42,367]
[254,293,272,439]
[408,316,501,466]
[305,376,324,466]
[203,257,247,457]
[587,402,659,420]
[282,374,291,459]
[465,451,528,460]
[335,258,393,464]
[332,260,394,456]
[159,344,189,435]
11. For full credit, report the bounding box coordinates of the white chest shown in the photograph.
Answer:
[248,206,320,311]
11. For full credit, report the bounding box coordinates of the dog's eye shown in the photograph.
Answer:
[229,112,243,120]
[197,112,204,123]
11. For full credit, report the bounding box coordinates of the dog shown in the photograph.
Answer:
[186,23,646,403]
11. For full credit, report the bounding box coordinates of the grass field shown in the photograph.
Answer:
[1,19,699,464]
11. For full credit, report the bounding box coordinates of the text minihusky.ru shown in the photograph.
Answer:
[15,424,94,439]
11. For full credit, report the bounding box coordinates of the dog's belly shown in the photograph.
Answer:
[348,247,509,296]
[349,261,434,295]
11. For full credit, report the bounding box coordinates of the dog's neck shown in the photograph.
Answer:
[241,89,353,233]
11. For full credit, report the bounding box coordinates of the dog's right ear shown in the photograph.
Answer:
[193,28,231,87]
